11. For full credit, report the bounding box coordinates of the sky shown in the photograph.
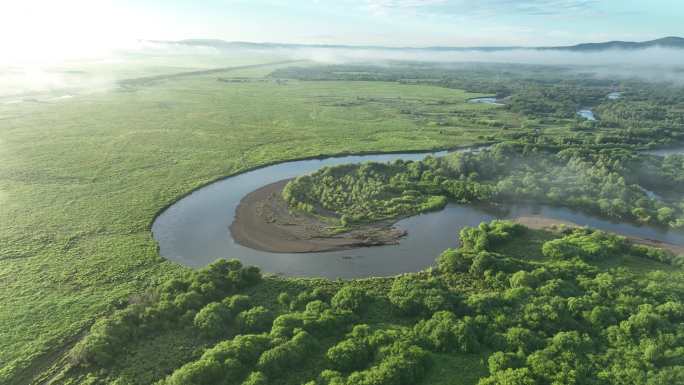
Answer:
[0,0,682,65]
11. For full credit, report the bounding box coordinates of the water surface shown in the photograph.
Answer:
[646,146,684,157]
[577,108,596,121]
[468,97,504,106]
[153,150,684,278]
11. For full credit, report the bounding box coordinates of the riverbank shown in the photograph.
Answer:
[230,179,407,253]
[514,215,684,255]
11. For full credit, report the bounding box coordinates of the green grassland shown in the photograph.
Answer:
[3,54,684,385]
[0,59,524,383]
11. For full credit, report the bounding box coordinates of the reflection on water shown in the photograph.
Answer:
[577,109,596,121]
[607,92,622,100]
[646,146,684,157]
[468,97,504,106]
[153,150,684,279]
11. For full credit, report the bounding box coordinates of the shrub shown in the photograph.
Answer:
[437,249,475,273]
[277,292,291,308]
[164,334,272,384]
[331,285,369,313]
[165,359,228,385]
[241,371,268,385]
[346,340,430,385]
[509,271,537,289]
[194,302,232,338]
[487,351,523,373]
[257,331,318,375]
[237,306,274,334]
[326,337,373,372]
[413,311,459,352]
[389,275,449,316]
[477,368,536,385]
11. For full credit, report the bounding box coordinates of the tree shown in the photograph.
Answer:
[194,302,232,338]
[241,372,268,385]
[331,285,368,313]
[389,275,449,316]
[237,306,273,334]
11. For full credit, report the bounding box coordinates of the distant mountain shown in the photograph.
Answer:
[162,36,684,52]
[550,36,684,51]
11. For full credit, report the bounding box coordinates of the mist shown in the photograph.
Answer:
[269,45,684,83]
[3,42,684,100]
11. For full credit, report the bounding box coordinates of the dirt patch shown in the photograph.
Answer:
[229,179,407,253]
[514,215,684,255]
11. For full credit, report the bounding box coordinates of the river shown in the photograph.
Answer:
[152,149,684,278]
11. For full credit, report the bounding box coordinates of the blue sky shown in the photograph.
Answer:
[0,0,682,65]
[124,0,682,46]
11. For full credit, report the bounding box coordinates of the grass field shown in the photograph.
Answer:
[0,57,521,383]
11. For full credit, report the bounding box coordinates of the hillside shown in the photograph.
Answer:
[167,36,684,52]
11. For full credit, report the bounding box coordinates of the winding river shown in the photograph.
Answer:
[153,148,684,279]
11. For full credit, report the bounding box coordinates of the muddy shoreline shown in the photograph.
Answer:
[231,183,684,256]
[230,179,407,253]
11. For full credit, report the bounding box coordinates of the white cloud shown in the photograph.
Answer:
[366,0,599,16]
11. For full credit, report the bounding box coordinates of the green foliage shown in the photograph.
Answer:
[242,371,269,385]
[345,340,431,385]
[257,331,318,376]
[413,311,481,353]
[194,302,232,338]
[282,143,684,230]
[236,306,274,334]
[460,221,526,252]
[65,220,684,385]
[326,326,374,372]
[331,285,369,313]
[541,229,626,261]
[388,275,450,316]
[69,260,262,368]
[8,58,684,385]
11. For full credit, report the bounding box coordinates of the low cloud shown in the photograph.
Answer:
[264,45,684,83]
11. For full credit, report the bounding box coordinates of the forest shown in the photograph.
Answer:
[61,221,684,384]
[283,143,684,230]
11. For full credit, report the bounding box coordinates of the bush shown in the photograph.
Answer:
[346,340,430,385]
[477,368,536,385]
[164,334,271,385]
[241,371,268,385]
[487,351,523,373]
[165,359,228,385]
[326,337,373,372]
[541,230,626,261]
[389,275,449,316]
[413,311,460,352]
[257,331,318,375]
[437,249,475,273]
[194,302,232,338]
[331,285,369,313]
[237,306,274,333]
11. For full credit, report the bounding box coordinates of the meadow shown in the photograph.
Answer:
[2,54,684,385]
[0,57,512,383]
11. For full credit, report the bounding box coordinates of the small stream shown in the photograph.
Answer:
[468,97,505,106]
